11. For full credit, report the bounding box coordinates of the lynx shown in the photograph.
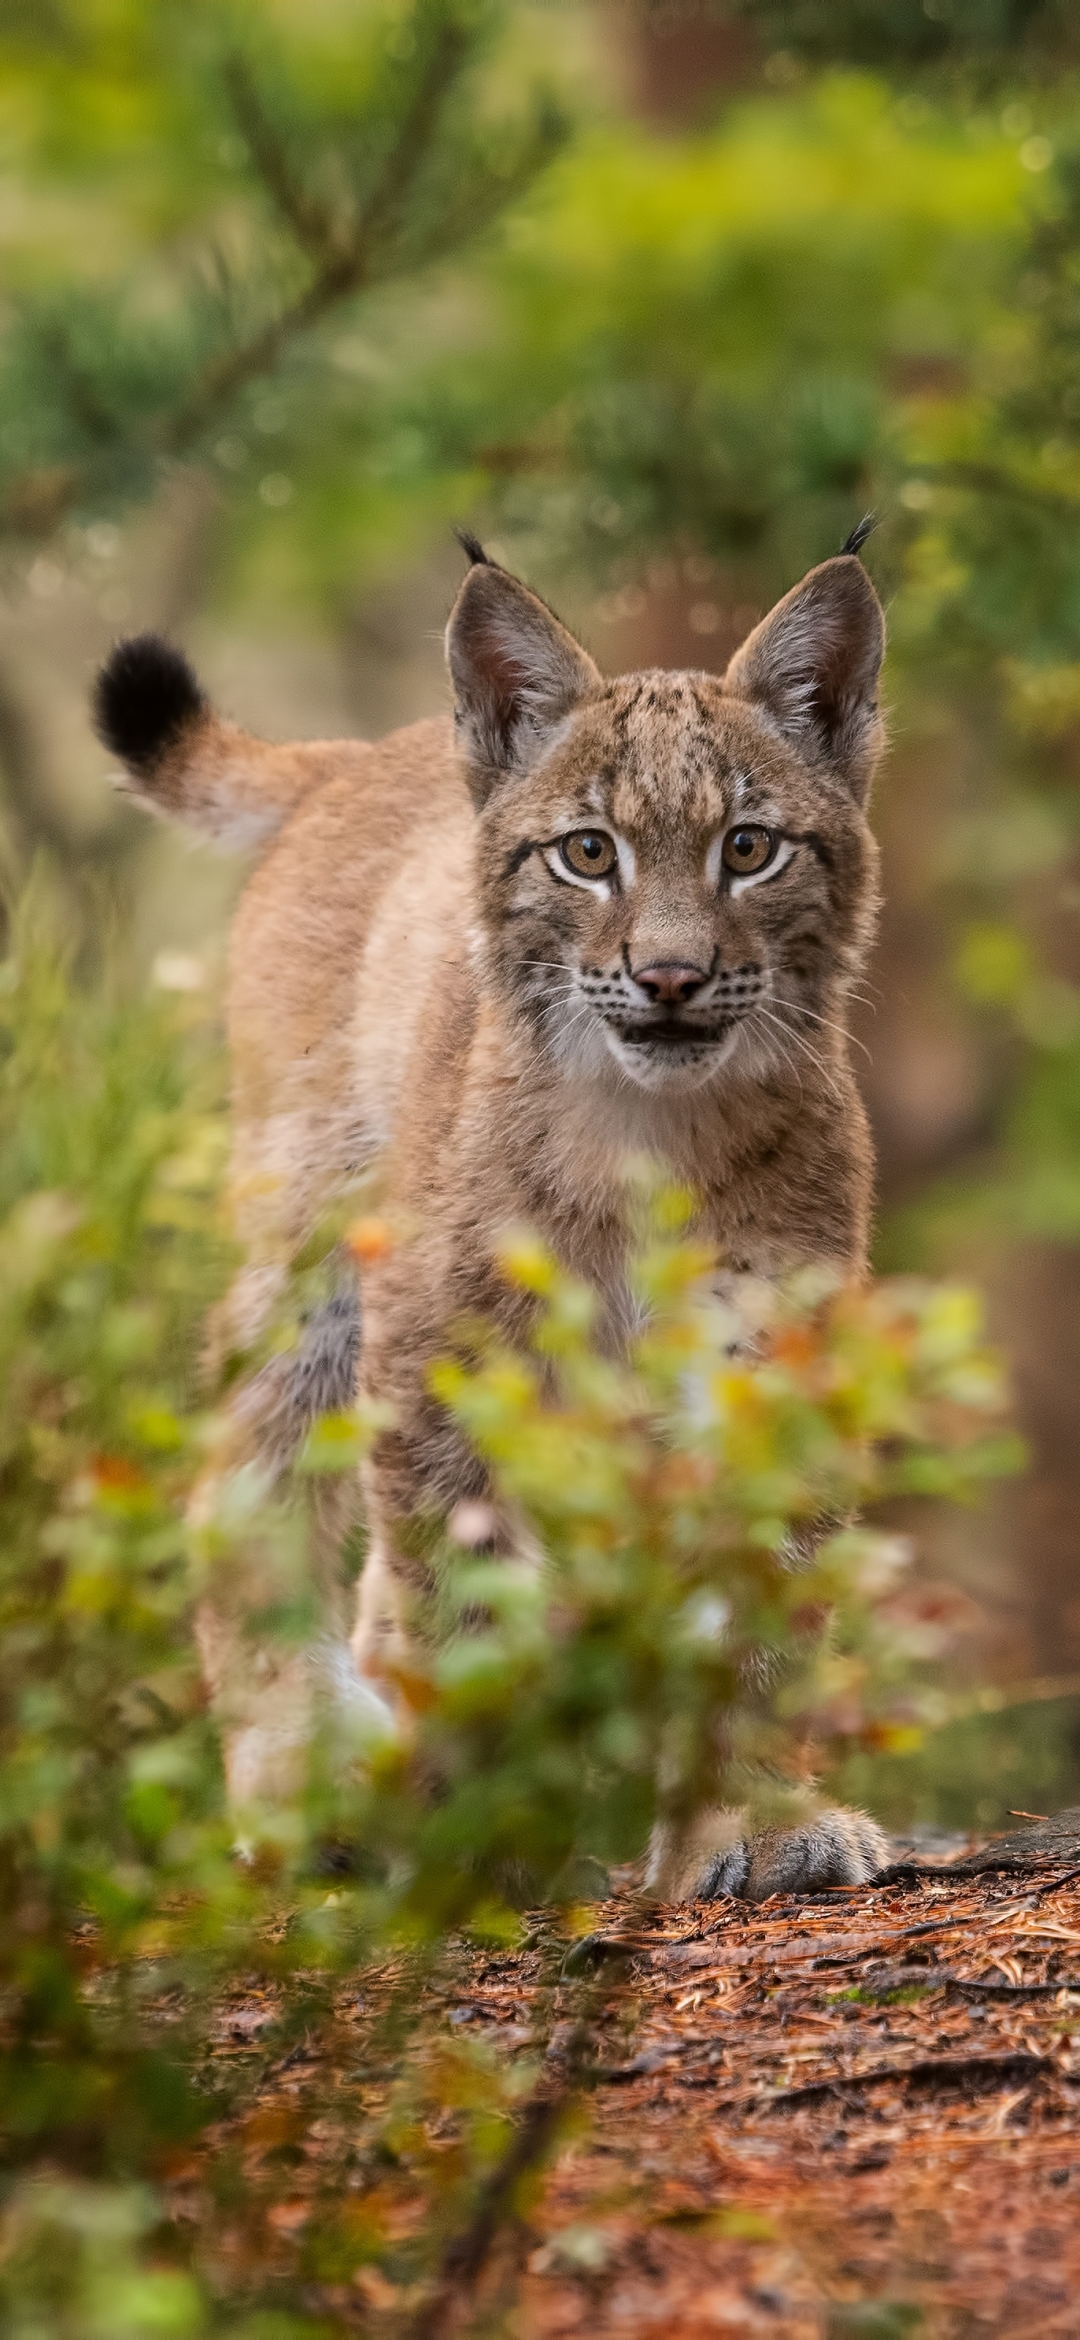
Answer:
[94,532,890,1899]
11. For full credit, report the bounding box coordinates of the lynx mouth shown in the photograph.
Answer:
[613,1018,735,1049]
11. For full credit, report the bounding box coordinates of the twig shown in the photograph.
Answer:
[409,1897,651,2338]
[756,2050,1053,2110]
[223,54,341,261]
[163,259,363,455]
[951,1975,1080,1997]
[411,2064,574,2336]
[880,1854,1080,1910]
[876,1862,1010,1889]
[800,1960,1080,2000]
[812,1911,999,1969]
[347,8,470,263]
[873,1851,1080,1890]
[1032,1860,1080,1900]
[870,1861,972,1887]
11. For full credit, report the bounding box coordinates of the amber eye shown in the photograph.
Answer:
[721,824,775,877]
[559,830,617,880]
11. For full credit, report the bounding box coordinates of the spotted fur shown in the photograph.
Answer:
[480,660,879,1123]
[97,548,889,1893]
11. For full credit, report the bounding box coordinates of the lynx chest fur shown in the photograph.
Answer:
[95,536,889,1896]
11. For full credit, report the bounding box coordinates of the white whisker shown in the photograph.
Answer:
[775,997,873,1068]
[746,1008,804,1100]
[754,1004,845,1105]
[545,997,600,1041]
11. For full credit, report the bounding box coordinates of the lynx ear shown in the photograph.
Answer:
[446,554,601,806]
[724,555,885,802]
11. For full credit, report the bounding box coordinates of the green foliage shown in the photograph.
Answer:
[826,2303,923,2340]
[0,2182,207,2340]
[299,1223,1013,1944]
[401,1225,1015,1895]
[0,0,566,544]
[735,0,1076,73]
[5,6,1080,2324]
[0,900,1018,2329]
[9,5,1080,1271]
[0,884,231,2167]
[836,1691,1080,1829]
[9,3,1080,1258]
[453,76,1030,586]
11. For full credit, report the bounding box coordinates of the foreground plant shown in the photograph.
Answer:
[0,905,1014,2333]
[301,1200,1005,1920]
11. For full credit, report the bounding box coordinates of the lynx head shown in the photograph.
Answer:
[446,539,885,1098]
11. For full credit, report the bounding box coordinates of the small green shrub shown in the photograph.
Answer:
[0,894,1016,2331]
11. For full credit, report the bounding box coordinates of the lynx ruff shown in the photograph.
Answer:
[94,533,891,1901]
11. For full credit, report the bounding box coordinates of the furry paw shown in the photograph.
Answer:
[647,1804,889,1902]
[700,1807,889,1901]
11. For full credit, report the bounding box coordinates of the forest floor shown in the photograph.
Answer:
[178,1833,1080,2339]
[510,1860,1080,2339]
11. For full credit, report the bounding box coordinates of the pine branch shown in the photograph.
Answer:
[387,101,567,278]
[0,320,122,534]
[222,52,343,265]
[155,9,473,454]
[345,4,472,263]
[161,256,363,458]
[0,2,548,536]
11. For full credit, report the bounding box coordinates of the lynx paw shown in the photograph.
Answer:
[701,1808,889,1901]
[647,1804,889,1902]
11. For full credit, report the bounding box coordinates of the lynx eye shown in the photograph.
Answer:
[721,824,775,877]
[559,830,617,880]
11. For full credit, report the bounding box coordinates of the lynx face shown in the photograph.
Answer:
[449,552,884,1099]
[478,676,878,1094]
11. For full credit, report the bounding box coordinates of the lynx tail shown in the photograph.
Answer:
[93,633,329,849]
[94,633,207,773]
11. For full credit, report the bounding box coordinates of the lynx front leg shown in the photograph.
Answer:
[349,1528,415,1695]
[350,1413,528,1707]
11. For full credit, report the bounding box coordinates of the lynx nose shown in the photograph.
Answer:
[632,960,709,1005]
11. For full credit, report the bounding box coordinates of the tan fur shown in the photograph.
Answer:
[103,550,891,1894]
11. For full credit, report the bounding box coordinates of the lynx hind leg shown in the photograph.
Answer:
[647,1804,889,1902]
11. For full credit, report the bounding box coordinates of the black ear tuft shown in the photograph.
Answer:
[839,511,877,560]
[93,633,206,771]
[453,525,493,570]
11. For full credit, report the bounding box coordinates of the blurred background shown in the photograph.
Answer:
[5,0,1080,1821]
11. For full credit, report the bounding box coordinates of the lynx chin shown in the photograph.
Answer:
[94,531,891,1900]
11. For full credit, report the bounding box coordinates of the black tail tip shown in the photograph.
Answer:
[839,511,877,560]
[93,633,206,770]
[453,525,491,569]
